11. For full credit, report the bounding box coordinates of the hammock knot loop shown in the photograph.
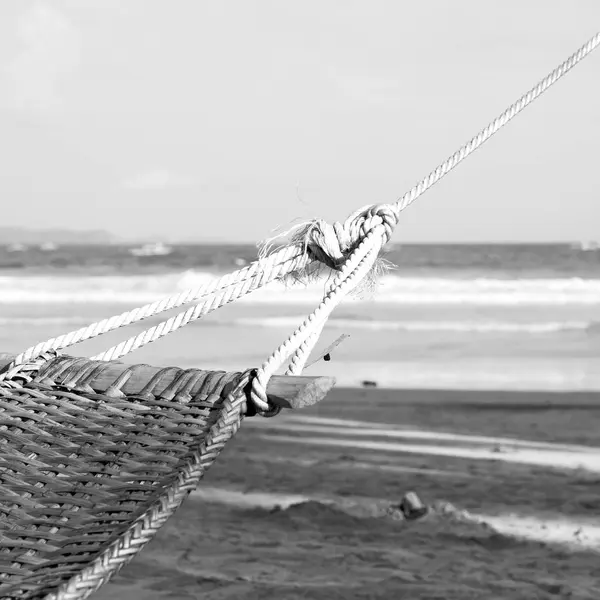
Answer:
[306,204,397,271]
[344,204,398,247]
[306,219,348,270]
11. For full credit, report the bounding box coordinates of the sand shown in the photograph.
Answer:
[91,387,600,600]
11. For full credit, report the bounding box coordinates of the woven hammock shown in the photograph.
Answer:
[0,351,333,600]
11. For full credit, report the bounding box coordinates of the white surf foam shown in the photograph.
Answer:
[0,312,593,338]
[2,271,600,306]
[229,315,592,334]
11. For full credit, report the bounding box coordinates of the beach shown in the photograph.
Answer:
[87,387,600,600]
[1,242,600,598]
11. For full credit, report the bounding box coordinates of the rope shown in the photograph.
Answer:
[251,226,385,410]
[7,32,599,414]
[90,247,310,362]
[7,244,308,367]
[247,31,600,409]
[392,32,600,216]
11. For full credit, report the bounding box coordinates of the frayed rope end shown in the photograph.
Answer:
[257,218,396,297]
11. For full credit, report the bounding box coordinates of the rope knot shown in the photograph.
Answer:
[306,219,348,270]
[345,204,398,246]
[306,204,398,271]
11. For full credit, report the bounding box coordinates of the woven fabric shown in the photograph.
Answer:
[0,352,249,600]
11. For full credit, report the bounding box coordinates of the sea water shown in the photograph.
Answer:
[1,243,599,391]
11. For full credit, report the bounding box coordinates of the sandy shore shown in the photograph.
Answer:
[91,386,600,600]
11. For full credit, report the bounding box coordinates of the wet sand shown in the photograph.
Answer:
[92,387,600,599]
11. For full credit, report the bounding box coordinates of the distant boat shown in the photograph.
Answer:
[39,242,58,252]
[6,243,26,253]
[130,242,173,257]
[577,241,600,252]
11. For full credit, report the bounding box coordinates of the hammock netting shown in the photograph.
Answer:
[0,352,262,600]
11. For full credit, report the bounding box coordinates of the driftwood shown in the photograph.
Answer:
[0,352,336,410]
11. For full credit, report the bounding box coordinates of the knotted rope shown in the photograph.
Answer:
[3,32,599,414]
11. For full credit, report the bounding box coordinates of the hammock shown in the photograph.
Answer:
[1,32,598,600]
[0,351,332,600]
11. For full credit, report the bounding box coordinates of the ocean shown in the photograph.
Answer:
[1,242,599,391]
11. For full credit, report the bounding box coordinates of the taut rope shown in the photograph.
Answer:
[4,32,599,413]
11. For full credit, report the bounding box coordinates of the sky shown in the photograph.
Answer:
[0,1,598,243]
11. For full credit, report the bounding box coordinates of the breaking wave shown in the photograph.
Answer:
[227,316,594,334]
[1,271,600,306]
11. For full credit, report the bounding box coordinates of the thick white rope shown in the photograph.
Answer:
[6,33,599,413]
[9,245,308,366]
[392,31,600,216]
[284,252,363,376]
[248,32,600,409]
[250,227,385,410]
[90,248,305,361]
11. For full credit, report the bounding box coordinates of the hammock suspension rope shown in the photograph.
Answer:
[3,32,599,413]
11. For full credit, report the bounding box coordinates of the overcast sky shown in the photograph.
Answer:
[0,1,598,243]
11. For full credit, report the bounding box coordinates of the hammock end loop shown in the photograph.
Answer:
[305,203,398,272]
[247,368,282,417]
